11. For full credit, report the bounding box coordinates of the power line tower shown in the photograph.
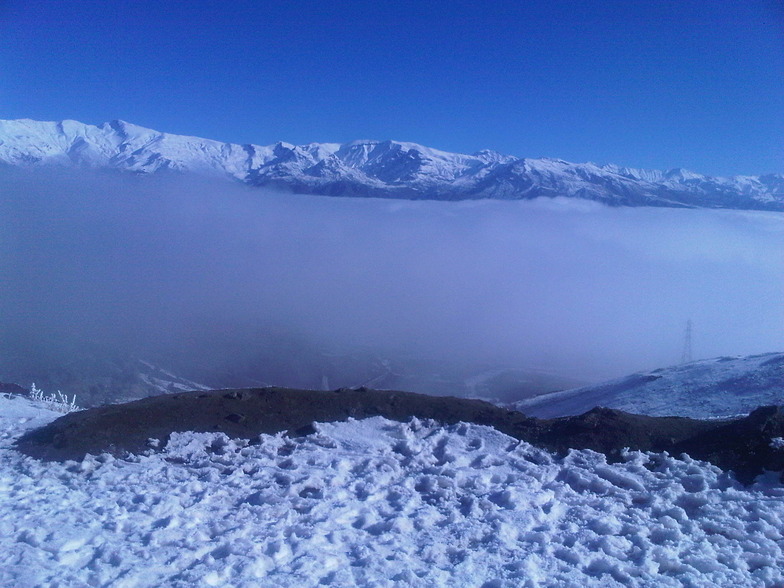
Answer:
[681,319,693,364]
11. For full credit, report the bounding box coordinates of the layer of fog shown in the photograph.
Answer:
[1,169,782,395]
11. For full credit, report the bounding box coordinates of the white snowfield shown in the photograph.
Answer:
[515,352,784,420]
[2,395,784,587]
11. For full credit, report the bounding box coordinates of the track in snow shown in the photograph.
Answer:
[2,395,784,587]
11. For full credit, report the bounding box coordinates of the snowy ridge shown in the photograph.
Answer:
[2,395,784,586]
[136,360,210,396]
[514,352,784,419]
[1,118,782,210]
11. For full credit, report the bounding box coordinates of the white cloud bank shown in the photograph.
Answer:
[1,170,782,382]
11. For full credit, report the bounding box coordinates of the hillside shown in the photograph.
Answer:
[514,352,784,419]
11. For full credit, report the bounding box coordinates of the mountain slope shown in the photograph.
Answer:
[514,352,784,419]
[1,118,782,210]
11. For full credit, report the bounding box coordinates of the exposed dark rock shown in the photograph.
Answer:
[14,387,784,484]
[523,406,722,457]
[0,382,26,395]
[672,406,784,483]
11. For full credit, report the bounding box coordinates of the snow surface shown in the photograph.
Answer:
[2,394,784,587]
[515,352,784,420]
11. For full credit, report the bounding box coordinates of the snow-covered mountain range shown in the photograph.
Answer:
[514,352,784,420]
[2,118,782,210]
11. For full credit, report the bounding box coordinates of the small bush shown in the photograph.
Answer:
[29,383,80,414]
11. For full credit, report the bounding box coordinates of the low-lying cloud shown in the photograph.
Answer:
[1,169,782,389]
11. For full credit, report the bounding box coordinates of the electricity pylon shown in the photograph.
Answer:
[681,319,693,364]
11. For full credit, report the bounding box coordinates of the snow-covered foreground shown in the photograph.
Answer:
[2,395,784,587]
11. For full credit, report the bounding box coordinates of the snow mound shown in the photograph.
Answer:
[515,352,784,419]
[2,392,784,586]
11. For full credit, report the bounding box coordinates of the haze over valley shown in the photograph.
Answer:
[1,131,781,405]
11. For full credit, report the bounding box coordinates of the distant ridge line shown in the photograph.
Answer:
[0,118,782,211]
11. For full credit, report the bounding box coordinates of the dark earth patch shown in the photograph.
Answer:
[1,382,26,395]
[15,387,784,484]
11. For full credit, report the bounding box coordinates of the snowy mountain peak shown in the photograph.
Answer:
[472,149,516,164]
[103,118,155,137]
[664,167,702,181]
[0,118,782,210]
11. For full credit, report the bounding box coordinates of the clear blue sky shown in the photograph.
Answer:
[1,0,782,176]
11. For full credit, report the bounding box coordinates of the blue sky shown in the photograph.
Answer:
[1,0,782,176]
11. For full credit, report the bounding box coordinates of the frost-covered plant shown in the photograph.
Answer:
[770,437,784,450]
[29,383,80,413]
